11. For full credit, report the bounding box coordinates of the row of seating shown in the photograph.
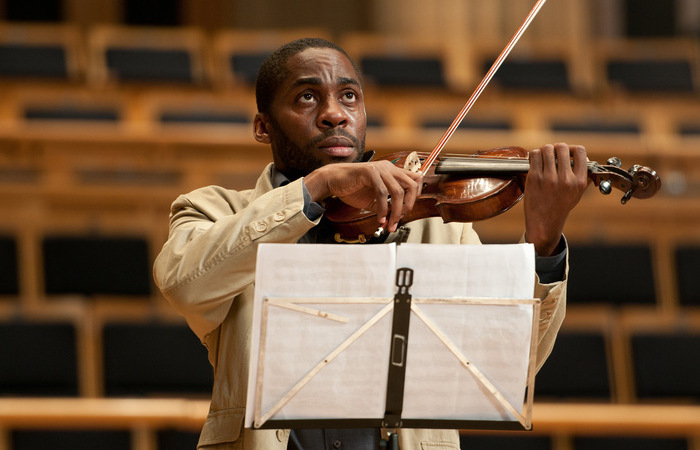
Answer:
[538,325,700,402]
[0,91,698,205]
[0,235,155,298]
[3,86,700,139]
[0,320,211,398]
[1,420,697,450]
[0,227,698,405]
[0,312,697,403]
[6,428,199,450]
[2,400,697,450]
[459,434,692,450]
[0,23,698,96]
[1,232,699,307]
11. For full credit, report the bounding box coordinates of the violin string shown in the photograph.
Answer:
[421,0,549,171]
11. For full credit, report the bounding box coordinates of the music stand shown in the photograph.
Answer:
[246,243,540,432]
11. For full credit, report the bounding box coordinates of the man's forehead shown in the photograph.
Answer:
[284,47,360,86]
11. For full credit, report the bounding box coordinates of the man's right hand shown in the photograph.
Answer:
[303,161,424,233]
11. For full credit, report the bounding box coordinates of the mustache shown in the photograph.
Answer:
[307,129,361,149]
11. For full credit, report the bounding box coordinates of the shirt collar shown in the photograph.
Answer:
[270,165,291,188]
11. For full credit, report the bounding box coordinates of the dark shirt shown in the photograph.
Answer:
[288,428,381,450]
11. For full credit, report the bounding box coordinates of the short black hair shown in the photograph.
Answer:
[255,38,361,114]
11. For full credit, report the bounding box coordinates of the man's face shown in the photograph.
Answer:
[256,47,367,179]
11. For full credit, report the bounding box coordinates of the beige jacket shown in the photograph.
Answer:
[153,164,567,450]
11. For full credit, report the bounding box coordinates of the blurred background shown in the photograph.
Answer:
[0,0,699,449]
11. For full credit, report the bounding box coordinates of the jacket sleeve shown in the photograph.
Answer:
[521,234,568,371]
[533,264,567,371]
[153,178,319,340]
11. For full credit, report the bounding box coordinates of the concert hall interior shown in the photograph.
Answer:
[0,0,699,449]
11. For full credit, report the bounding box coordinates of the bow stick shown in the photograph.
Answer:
[421,0,549,171]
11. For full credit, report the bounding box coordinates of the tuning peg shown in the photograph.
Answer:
[599,179,612,195]
[621,188,634,204]
[607,157,622,167]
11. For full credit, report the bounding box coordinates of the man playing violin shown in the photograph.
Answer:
[154,38,589,450]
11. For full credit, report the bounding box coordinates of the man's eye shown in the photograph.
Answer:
[301,93,314,101]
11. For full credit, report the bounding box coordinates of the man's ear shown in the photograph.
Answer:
[253,113,272,144]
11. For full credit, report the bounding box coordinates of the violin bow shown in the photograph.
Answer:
[421,0,549,170]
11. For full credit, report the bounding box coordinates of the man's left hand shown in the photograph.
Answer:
[524,142,589,256]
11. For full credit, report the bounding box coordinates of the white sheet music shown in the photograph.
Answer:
[396,244,535,421]
[245,242,537,428]
[396,243,534,299]
[246,243,396,427]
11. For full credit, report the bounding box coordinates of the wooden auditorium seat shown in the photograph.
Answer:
[534,99,647,151]
[158,107,249,126]
[156,429,201,450]
[145,90,254,128]
[420,114,513,132]
[0,22,85,83]
[534,330,612,401]
[468,37,592,95]
[566,243,656,306]
[0,234,19,297]
[0,85,132,133]
[42,235,152,298]
[102,321,213,397]
[674,244,700,307]
[679,122,700,138]
[607,58,695,93]
[594,38,699,95]
[360,53,447,88]
[211,28,331,89]
[11,429,131,450]
[0,320,79,396]
[572,436,689,450]
[630,330,700,402]
[543,107,647,158]
[87,25,210,88]
[550,115,641,135]
[19,88,124,124]
[460,434,551,450]
[479,54,571,92]
[340,33,470,92]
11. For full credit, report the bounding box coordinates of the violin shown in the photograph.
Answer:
[324,147,661,243]
[324,0,661,243]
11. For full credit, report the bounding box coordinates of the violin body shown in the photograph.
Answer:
[325,147,528,243]
[324,147,661,244]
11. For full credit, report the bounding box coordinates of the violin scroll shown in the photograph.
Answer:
[589,158,661,204]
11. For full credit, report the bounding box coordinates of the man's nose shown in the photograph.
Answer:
[317,97,348,128]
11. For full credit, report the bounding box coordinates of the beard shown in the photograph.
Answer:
[269,117,365,181]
